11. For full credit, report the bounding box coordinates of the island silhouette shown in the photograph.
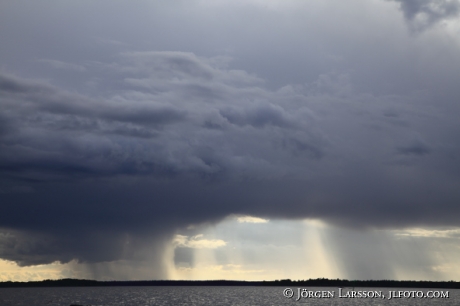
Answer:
[1,278,459,289]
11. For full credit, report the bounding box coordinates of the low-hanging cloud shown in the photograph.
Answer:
[0,52,330,272]
[1,0,460,279]
[2,51,460,273]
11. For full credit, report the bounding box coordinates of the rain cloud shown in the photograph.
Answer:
[1,0,460,279]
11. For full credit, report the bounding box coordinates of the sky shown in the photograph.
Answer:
[1,0,460,281]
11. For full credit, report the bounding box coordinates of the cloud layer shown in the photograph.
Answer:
[1,0,460,279]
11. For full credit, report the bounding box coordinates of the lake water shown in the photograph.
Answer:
[0,286,458,306]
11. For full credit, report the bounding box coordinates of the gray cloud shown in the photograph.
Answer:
[1,0,460,279]
[391,0,460,30]
[37,59,87,72]
[0,52,329,269]
[0,51,325,183]
[397,136,432,155]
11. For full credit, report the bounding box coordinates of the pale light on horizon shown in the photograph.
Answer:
[1,220,460,281]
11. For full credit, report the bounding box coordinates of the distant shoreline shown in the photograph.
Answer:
[1,278,459,289]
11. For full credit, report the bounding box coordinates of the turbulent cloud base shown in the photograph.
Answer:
[1,0,460,280]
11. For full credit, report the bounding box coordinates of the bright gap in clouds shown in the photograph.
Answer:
[2,219,460,281]
[171,218,460,281]
[0,260,65,282]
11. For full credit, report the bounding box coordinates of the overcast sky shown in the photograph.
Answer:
[1,0,460,281]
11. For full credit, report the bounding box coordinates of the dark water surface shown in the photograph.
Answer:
[0,286,458,306]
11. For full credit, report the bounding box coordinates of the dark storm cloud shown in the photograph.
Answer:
[1,0,460,277]
[2,51,460,253]
[0,51,323,184]
[0,51,329,268]
[0,74,185,128]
